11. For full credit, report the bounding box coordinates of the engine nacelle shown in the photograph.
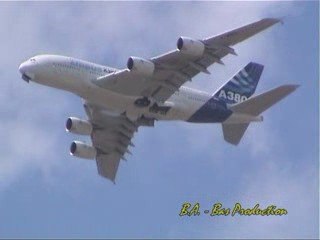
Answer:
[127,57,155,76]
[177,37,205,57]
[66,117,92,135]
[70,141,96,159]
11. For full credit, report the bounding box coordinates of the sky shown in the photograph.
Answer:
[0,1,318,239]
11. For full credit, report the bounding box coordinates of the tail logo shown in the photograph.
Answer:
[218,90,248,103]
[214,62,264,105]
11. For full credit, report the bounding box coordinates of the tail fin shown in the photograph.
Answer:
[214,62,264,104]
[222,84,299,145]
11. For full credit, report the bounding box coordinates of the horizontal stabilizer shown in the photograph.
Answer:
[223,84,298,145]
[229,84,299,116]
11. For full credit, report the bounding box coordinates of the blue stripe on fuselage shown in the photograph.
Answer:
[187,96,232,123]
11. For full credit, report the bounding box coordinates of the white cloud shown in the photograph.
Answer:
[209,156,318,239]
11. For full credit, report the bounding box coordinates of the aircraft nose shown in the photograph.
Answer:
[19,60,36,82]
[19,62,27,74]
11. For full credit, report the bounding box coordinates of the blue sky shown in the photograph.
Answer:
[0,1,318,239]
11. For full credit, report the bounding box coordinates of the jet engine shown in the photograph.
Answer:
[66,117,92,135]
[70,141,96,159]
[177,37,205,57]
[127,57,155,76]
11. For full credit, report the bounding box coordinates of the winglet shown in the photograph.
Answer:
[264,17,283,25]
[268,17,285,25]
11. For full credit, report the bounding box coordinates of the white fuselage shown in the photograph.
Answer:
[19,55,212,122]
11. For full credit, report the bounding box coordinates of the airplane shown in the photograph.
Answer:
[18,18,298,183]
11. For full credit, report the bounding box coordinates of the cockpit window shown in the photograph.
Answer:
[30,58,36,62]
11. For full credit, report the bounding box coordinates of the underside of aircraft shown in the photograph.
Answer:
[19,18,298,183]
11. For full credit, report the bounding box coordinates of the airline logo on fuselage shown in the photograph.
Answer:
[218,90,248,103]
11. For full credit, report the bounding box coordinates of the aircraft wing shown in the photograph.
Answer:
[95,18,281,102]
[83,102,140,183]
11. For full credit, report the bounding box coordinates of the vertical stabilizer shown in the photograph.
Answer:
[215,62,264,104]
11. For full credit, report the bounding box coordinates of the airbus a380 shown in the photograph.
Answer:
[19,18,298,183]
